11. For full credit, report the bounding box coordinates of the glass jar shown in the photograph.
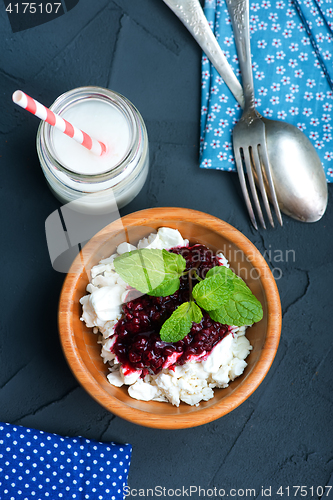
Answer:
[37,86,149,214]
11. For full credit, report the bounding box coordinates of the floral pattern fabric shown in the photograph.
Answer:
[200,0,333,181]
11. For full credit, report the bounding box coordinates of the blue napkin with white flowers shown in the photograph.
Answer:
[0,422,132,500]
[200,0,333,182]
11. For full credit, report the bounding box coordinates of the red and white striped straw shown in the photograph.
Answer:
[12,90,107,157]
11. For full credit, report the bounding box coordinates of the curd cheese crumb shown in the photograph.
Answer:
[128,380,161,401]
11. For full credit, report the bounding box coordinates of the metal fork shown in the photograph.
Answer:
[226,0,283,229]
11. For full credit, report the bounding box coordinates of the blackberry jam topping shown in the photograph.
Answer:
[113,245,229,375]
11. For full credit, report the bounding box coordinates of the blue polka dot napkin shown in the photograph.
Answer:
[0,422,132,500]
[200,0,333,182]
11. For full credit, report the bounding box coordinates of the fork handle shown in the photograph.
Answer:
[162,0,244,107]
[225,0,254,111]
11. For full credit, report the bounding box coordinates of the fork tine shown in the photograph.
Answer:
[251,146,275,228]
[259,144,283,226]
[243,147,266,229]
[233,146,258,230]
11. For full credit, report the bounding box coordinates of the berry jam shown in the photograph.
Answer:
[113,245,229,376]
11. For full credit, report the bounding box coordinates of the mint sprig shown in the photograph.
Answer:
[113,248,263,342]
[195,265,263,326]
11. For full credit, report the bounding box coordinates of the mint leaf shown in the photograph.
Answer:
[114,248,186,296]
[205,265,233,280]
[192,272,233,310]
[148,277,180,297]
[148,251,186,297]
[160,301,203,343]
[208,292,263,326]
[206,265,249,292]
[189,301,204,324]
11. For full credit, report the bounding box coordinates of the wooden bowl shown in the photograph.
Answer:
[59,207,281,429]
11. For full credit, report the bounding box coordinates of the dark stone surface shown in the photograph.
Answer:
[1,0,333,496]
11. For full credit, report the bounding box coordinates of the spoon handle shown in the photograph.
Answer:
[162,0,244,107]
[225,0,254,111]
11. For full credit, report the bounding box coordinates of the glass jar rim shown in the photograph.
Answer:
[38,86,142,183]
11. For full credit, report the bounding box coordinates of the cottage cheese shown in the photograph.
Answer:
[80,227,252,406]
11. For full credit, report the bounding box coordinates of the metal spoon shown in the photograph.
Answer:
[162,0,328,223]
